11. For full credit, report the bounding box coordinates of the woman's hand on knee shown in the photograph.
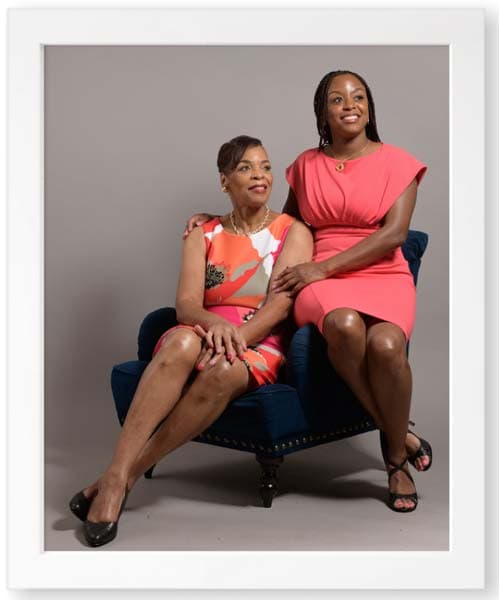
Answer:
[208,322,247,364]
[193,323,247,365]
[195,342,216,371]
[195,340,241,371]
[272,262,327,296]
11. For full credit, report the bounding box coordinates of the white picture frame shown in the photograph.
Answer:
[7,8,484,590]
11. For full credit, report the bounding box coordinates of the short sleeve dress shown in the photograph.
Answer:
[153,213,296,388]
[285,143,427,340]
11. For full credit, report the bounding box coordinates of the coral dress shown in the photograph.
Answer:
[285,143,427,340]
[154,213,295,388]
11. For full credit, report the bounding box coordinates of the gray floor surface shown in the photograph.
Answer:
[45,433,449,552]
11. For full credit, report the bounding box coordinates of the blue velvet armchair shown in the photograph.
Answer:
[111,230,428,507]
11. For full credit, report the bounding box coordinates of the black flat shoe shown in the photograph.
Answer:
[83,487,129,548]
[69,488,96,522]
[386,456,418,513]
[407,421,433,472]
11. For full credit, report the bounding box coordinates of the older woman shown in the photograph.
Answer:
[69,135,313,546]
[185,71,432,514]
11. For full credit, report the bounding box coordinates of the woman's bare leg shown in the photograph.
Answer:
[365,322,416,509]
[87,357,249,522]
[322,308,384,429]
[85,328,202,523]
[322,310,423,509]
[127,359,249,488]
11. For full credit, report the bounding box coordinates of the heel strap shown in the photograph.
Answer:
[387,457,415,485]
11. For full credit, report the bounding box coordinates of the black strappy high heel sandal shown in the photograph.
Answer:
[407,421,433,472]
[379,423,433,473]
[83,487,130,548]
[386,456,418,513]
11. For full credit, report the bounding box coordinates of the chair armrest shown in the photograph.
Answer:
[403,230,429,286]
[137,307,178,361]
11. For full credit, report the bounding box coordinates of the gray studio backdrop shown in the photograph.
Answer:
[45,47,448,489]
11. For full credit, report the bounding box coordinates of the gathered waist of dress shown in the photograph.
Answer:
[314,224,380,239]
[313,225,380,259]
[311,224,412,278]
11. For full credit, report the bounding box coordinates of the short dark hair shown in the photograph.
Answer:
[217,135,263,175]
[313,70,381,148]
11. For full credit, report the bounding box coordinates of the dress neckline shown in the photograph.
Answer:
[215,212,284,237]
[321,142,384,164]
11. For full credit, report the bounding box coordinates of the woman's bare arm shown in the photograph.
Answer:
[238,220,313,346]
[176,228,247,360]
[282,187,303,220]
[273,180,418,294]
[175,228,226,329]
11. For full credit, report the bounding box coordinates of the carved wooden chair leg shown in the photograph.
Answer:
[256,455,284,508]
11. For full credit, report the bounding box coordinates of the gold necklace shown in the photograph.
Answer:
[329,140,371,172]
[230,206,270,236]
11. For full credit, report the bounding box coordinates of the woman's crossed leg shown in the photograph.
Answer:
[84,327,249,524]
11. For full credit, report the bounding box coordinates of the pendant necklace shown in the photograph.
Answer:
[329,140,370,172]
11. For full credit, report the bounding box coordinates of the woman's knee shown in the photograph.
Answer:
[367,327,407,370]
[154,329,200,368]
[195,360,248,401]
[322,308,365,345]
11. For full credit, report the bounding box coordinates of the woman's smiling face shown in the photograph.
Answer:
[326,73,370,139]
[220,145,273,209]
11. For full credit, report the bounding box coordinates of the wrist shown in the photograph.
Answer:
[201,314,225,330]
[318,260,333,278]
[237,324,252,345]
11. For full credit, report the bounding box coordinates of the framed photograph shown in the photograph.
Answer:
[7,8,484,589]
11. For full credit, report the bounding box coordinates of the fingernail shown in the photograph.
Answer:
[227,353,233,361]
[196,364,204,371]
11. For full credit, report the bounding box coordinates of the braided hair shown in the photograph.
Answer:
[313,70,381,149]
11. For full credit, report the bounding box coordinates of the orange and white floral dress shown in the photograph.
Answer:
[153,213,295,389]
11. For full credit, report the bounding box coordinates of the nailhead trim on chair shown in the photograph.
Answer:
[195,420,375,457]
